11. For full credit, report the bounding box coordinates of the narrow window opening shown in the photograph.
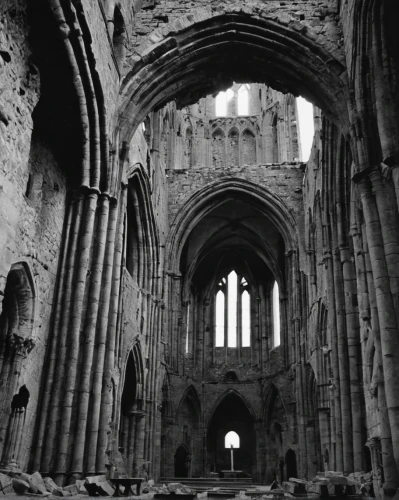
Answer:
[215,291,225,347]
[185,304,190,354]
[296,96,314,162]
[215,89,234,117]
[273,281,280,347]
[227,271,237,347]
[237,84,250,116]
[242,290,250,347]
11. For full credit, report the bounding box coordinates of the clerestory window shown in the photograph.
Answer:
[273,280,280,347]
[237,84,250,116]
[215,271,251,347]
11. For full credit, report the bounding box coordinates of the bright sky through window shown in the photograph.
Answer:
[215,89,234,117]
[297,97,314,162]
[242,290,250,347]
[273,281,280,347]
[237,85,250,115]
[228,271,237,347]
[225,431,240,448]
[216,290,225,347]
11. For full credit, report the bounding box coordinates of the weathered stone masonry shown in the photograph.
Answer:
[1,1,399,500]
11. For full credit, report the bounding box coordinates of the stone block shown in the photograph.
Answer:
[0,472,13,494]
[30,471,48,494]
[44,477,64,497]
[12,478,30,494]
[97,480,116,496]
[63,483,80,495]
[85,474,107,484]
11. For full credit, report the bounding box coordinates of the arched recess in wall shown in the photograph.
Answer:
[212,128,226,168]
[160,372,172,477]
[112,6,127,69]
[241,129,256,165]
[175,386,201,477]
[306,366,322,474]
[160,111,170,169]
[207,390,256,476]
[227,128,239,166]
[262,384,288,483]
[271,112,279,163]
[164,178,295,369]
[184,126,193,169]
[0,262,36,469]
[124,168,159,294]
[118,343,144,474]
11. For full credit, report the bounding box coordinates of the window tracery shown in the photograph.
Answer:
[215,271,251,348]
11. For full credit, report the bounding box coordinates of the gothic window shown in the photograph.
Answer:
[215,285,226,347]
[237,84,250,116]
[273,281,280,347]
[215,271,251,348]
[125,184,140,279]
[215,89,234,117]
[242,289,250,347]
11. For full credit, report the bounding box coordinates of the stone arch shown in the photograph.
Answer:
[175,386,201,477]
[0,262,36,468]
[176,385,201,424]
[119,342,145,472]
[207,389,256,428]
[125,166,160,293]
[166,177,298,277]
[117,8,349,149]
[206,389,256,476]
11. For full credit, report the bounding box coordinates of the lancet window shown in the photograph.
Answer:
[273,280,280,347]
[215,271,251,348]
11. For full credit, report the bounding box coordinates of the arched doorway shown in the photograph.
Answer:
[174,444,191,478]
[207,392,255,477]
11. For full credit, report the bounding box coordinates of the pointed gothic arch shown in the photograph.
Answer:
[207,389,256,476]
[125,166,160,294]
[0,262,36,468]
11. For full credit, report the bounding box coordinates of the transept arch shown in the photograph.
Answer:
[117,8,349,148]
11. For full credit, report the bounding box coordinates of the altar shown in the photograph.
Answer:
[221,470,243,479]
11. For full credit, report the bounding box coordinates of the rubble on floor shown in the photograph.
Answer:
[0,469,199,498]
